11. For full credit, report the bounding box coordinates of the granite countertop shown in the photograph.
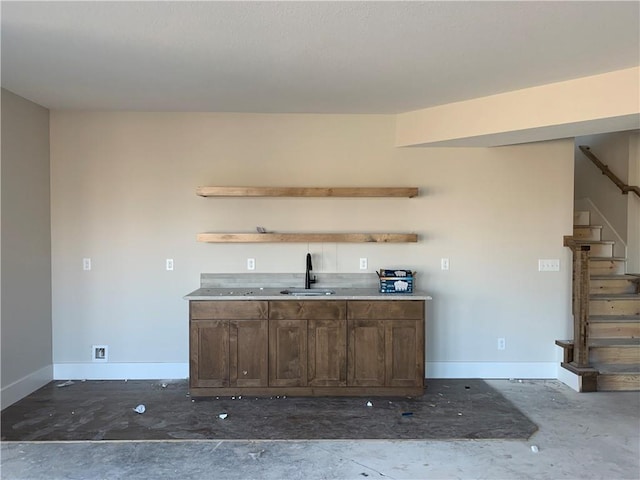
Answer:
[184,273,432,301]
[184,287,431,301]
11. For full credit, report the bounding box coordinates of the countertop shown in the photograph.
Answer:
[184,287,432,301]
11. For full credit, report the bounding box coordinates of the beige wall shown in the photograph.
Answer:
[1,89,52,408]
[50,112,574,379]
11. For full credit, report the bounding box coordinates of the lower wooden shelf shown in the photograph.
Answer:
[197,233,418,243]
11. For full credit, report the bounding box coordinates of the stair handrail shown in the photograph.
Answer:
[563,237,591,368]
[579,145,640,197]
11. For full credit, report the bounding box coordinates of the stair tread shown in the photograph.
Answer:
[589,315,640,322]
[589,338,640,347]
[590,293,640,299]
[573,240,615,245]
[574,225,602,228]
[593,364,640,374]
[591,275,639,280]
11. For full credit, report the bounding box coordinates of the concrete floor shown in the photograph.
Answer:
[2,379,639,480]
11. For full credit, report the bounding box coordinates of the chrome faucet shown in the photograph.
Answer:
[305,253,317,289]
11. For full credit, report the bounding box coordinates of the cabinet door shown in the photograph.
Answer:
[190,301,268,389]
[308,319,347,386]
[269,319,308,387]
[190,319,229,388]
[385,320,423,387]
[347,319,385,386]
[230,320,268,387]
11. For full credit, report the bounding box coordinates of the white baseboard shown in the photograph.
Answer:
[426,362,557,379]
[556,365,580,392]
[53,363,189,380]
[1,364,53,409]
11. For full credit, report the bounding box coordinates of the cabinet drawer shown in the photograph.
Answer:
[190,301,268,320]
[347,300,423,320]
[269,300,346,320]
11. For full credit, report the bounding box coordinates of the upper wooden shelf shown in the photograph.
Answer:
[196,186,419,198]
[197,233,418,243]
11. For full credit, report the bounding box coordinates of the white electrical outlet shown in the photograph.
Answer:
[538,259,560,272]
[247,258,256,270]
[359,258,368,270]
[441,258,449,271]
[166,258,174,271]
[83,258,91,271]
[92,345,108,362]
[497,338,506,350]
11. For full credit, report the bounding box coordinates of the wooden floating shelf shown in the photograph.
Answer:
[196,186,419,198]
[197,233,418,243]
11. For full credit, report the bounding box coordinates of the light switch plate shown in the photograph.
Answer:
[538,259,560,271]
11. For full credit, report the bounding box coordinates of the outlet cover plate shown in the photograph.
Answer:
[441,258,449,271]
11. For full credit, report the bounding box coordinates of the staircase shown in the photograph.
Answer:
[557,210,640,391]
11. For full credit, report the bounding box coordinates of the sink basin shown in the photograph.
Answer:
[280,288,336,296]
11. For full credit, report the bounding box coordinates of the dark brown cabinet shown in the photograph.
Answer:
[190,301,268,389]
[308,318,347,387]
[347,319,386,386]
[347,301,424,388]
[190,319,230,388]
[269,319,308,387]
[189,298,424,396]
[269,301,347,387]
[230,319,268,387]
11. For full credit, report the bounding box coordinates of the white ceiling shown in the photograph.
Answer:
[1,1,639,114]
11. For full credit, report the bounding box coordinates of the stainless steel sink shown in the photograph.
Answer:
[280,288,335,296]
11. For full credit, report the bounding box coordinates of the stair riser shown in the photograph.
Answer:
[590,279,639,295]
[590,299,640,316]
[574,211,590,226]
[574,227,602,241]
[589,260,626,275]
[581,243,614,257]
[590,347,640,364]
[597,374,640,391]
[590,322,640,339]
